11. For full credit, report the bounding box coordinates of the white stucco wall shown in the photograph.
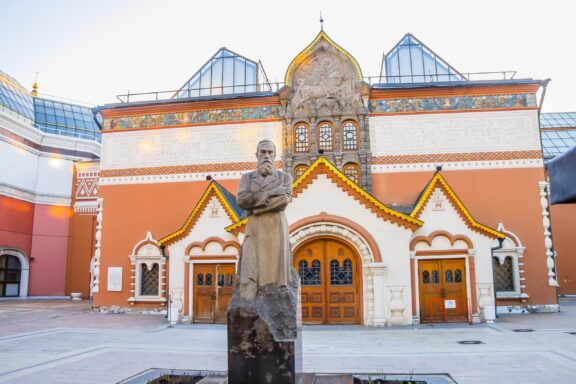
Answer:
[100,121,283,170]
[369,109,541,157]
[412,187,497,321]
[286,174,414,325]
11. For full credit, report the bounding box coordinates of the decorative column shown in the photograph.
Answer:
[539,181,558,286]
[369,263,386,326]
[389,287,406,325]
[90,198,103,295]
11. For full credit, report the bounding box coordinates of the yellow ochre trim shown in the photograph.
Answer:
[284,31,363,86]
[225,157,423,233]
[159,182,239,246]
[410,173,505,239]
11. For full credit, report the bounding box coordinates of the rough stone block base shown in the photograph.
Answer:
[227,274,301,384]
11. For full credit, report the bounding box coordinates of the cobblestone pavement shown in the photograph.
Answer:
[0,297,575,384]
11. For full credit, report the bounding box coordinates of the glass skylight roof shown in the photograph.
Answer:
[0,70,35,120]
[176,48,258,98]
[540,113,576,160]
[383,34,465,84]
[539,112,576,128]
[34,98,101,142]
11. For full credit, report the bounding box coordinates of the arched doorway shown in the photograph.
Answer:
[294,238,361,325]
[0,254,22,297]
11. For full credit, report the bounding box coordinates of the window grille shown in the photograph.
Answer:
[342,122,358,150]
[299,259,321,286]
[330,259,353,285]
[294,124,309,152]
[140,263,159,296]
[318,122,333,151]
[294,165,308,179]
[493,257,514,291]
[343,163,360,184]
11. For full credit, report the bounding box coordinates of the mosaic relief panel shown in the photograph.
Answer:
[104,106,281,130]
[369,94,536,114]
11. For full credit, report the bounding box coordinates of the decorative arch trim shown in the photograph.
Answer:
[185,236,241,255]
[131,232,161,256]
[410,230,474,251]
[289,212,381,263]
[289,221,375,266]
[284,31,363,86]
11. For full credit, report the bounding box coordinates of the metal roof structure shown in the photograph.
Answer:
[0,70,35,120]
[540,112,576,160]
[0,69,101,142]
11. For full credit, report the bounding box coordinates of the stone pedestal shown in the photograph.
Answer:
[227,271,302,384]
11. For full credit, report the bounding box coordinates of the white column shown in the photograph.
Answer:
[539,181,558,286]
[369,262,386,326]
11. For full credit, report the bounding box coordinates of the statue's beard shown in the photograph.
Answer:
[257,160,274,176]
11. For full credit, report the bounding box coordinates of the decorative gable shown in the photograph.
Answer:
[282,31,367,117]
[411,172,504,239]
[159,181,245,246]
[226,157,423,235]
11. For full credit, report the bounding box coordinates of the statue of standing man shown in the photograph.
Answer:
[236,139,293,300]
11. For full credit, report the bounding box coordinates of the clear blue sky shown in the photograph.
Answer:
[1,0,573,112]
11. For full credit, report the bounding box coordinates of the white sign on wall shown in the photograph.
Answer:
[107,267,123,291]
[444,299,457,309]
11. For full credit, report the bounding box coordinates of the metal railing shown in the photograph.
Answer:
[116,81,285,103]
[115,71,520,103]
[363,71,517,85]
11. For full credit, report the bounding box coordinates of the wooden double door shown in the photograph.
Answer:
[294,238,361,325]
[193,263,235,323]
[418,259,468,323]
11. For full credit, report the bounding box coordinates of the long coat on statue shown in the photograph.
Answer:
[236,170,293,293]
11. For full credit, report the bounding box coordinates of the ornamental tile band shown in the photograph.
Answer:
[104,105,281,130]
[369,94,537,114]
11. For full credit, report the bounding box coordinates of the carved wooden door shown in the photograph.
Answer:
[214,264,235,323]
[294,238,360,325]
[193,263,236,324]
[193,264,216,323]
[419,259,467,323]
[295,239,326,324]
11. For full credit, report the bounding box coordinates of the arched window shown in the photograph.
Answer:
[343,163,360,184]
[318,122,334,151]
[140,263,159,296]
[294,164,308,179]
[342,121,358,150]
[294,123,310,152]
[0,255,21,297]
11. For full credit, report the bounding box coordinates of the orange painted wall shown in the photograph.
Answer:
[93,178,240,308]
[551,203,576,295]
[66,212,96,297]
[28,204,71,296]
[372,167,557,305]
[0,195,34,255]
[1,195,72,296]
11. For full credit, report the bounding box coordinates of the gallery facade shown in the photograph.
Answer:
[0,70,101,297]
[2,30,572,326]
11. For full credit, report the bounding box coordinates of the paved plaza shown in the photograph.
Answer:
[0,298,575,384]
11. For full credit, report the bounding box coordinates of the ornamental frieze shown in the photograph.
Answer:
[369,94,536,114]
[104,105,281,130]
